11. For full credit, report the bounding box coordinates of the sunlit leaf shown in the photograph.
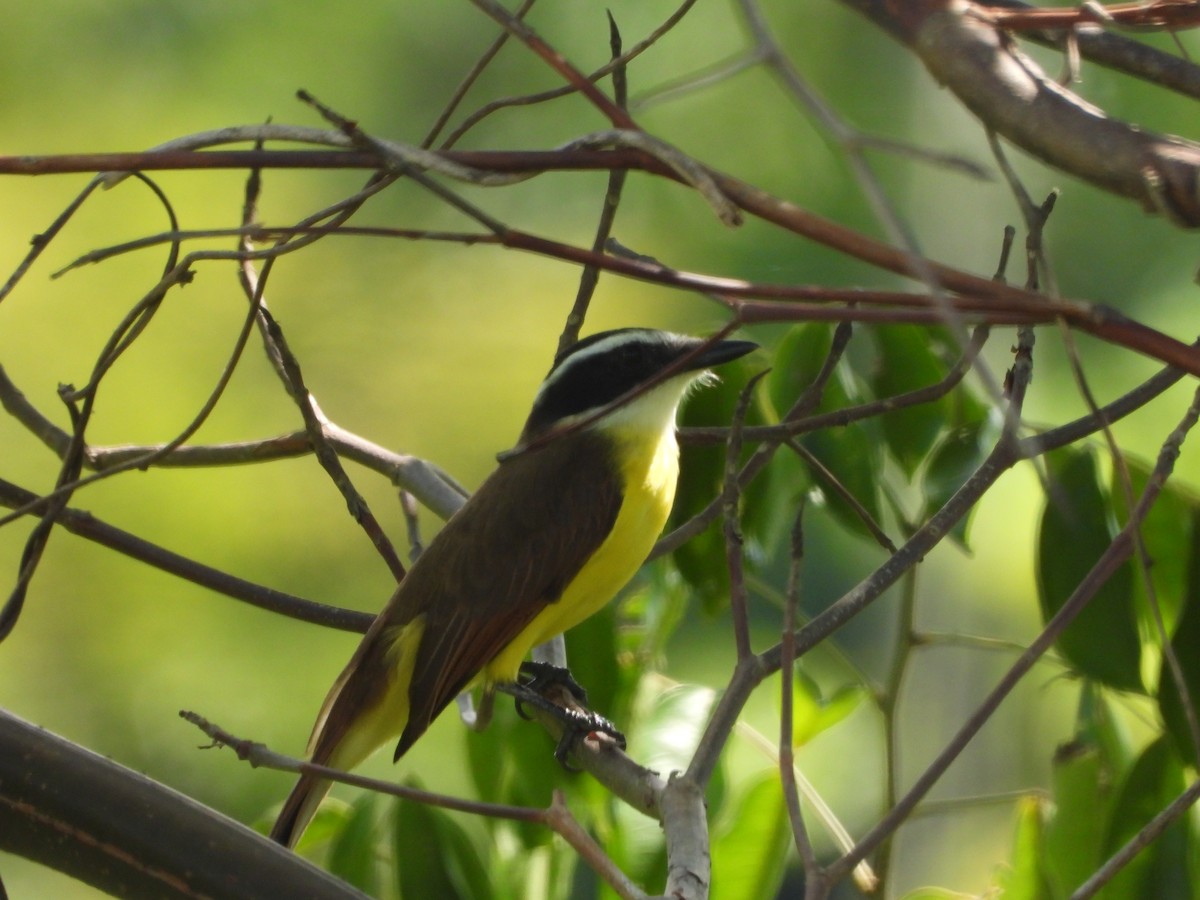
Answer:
[992,795,1050,900]
[788,670,868,748]
[629,680,717,775]
[1043,740,1107,897]
[1037,448,1141,691]
[710,772,790,900]
[607,680,719,893]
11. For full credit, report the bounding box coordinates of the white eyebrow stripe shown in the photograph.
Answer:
[534,330,670,403]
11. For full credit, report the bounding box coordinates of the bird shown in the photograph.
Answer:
[269,327,757,848]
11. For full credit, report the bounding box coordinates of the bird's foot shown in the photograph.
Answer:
[548,705,626,766]
[518,660,589,706]
[499,670,626,769]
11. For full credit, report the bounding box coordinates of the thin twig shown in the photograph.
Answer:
[1,175,184,640]
[0,476,371,632]
[723,373,768,662]
[1072,776,1200,899]
[183,711,652,898]
[827,381,1200,880]
[778,510,823,887]
[443,0,700,146]
[558,12,629,353]
[423,0,538,149]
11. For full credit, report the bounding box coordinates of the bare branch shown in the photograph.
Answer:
[872,1,1200,225]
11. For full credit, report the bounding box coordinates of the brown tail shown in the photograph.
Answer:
[269,772,332,848]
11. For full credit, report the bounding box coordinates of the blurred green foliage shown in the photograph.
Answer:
[2,2,1200,899]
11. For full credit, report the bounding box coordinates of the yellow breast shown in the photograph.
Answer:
[483,421,679,682]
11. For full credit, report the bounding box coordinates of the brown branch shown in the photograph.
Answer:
[847,0,1200,225]
[181,702,663,900]
[423,0,538,148]
[777,510,825,890]
[5,136,1200,373]
[982,0,1200,98]
[0,147,655,178]
[0,476,371,633]
[468,0,638,130]
[829,381,1200,880]
[1,175,186,641]
[976,1,1200,30]
[0,709,368,900]
[558,13,630,353]
[722,374,765,662]
[1073,776,1200,898]
[442,0,700,147]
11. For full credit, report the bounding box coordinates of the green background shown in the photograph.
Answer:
[1,2,1199,897]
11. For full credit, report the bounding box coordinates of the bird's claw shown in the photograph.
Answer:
[499,668,624,770]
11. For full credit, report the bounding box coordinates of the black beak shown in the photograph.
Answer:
[687,338,758,371]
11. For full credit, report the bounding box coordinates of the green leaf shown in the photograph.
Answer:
[788,670,868,748]
[1100,736,1190,899]
[618,569,688,668]
[1076,684,1136,776]
[672,358,772,612]
[921,423,989,551]
[802,396,884,543]
[288,797,352,857]
[327,792,379,895]
[464,694,558,841]
[564,602,622,728]
[606,681,719,892]
[1111,457,1195,647]
[1042,739,1108,897]
[666,516,728,614]
[993,796,1050,900]
[466,694,507,802]
[869,325,951,477]
[1157,508,1200,762]
[763,323,883,542]
[767,323,834,416]
[393,782,493,900]
[710,772,790,900]
[504,706,563,848]
[629,680,718,774]
[1037,448,1141,691]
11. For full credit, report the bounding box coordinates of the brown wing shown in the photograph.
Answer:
[392,429,622,758]
[300,597,408,768]
[274,431,621,845]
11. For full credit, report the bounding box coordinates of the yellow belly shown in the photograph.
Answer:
[483,424,679,682]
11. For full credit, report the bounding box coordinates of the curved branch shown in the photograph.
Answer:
[845,0,1200,225]
[0,708,368,900]
[993,0,1200,99]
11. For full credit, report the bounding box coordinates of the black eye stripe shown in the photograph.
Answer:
[518,329,755,441]
[523,330,697,438]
